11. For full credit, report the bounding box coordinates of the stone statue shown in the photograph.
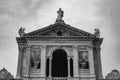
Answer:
[105,69,120,79]
[56,8,64,21]
[0,68,14,79]
[94,28,100,38]
[18,27,25,37]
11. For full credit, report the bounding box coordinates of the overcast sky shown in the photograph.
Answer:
[0,0,120,78]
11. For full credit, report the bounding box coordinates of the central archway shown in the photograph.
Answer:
[52,49,68,77]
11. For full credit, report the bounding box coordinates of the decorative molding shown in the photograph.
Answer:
[78,45,88,51]
[40,45,46,50]
[46,45,73,57]
[25,36,94,41]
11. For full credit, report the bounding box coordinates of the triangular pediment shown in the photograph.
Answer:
[25,22,94,37]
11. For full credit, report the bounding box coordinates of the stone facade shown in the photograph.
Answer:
[16,8,103,80]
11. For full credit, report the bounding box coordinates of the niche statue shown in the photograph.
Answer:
[79,51,89,69]
[31,51,41,69]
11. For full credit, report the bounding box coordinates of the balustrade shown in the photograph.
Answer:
[47,77,67,80]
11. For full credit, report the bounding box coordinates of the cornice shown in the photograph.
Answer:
[92,38,103,46]
[25,36,94,41]
[16,37,27,45]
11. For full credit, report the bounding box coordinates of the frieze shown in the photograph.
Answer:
[31,45,41,49]
[78,45,93,51]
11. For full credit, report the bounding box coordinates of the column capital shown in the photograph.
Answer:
[41,45,46,50]
[87,45,93,50]
[67,56,71,60]
[49,56,52,60]
[19,44,26,49]
[93,46,101,49]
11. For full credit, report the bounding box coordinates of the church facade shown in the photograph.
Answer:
[16,8,103,80]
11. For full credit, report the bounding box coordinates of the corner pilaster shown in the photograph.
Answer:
[24,45,31,77]
[95,46,103,79]
[16,45,25,79]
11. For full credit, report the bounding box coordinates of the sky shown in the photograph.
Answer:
[0,0,120,78]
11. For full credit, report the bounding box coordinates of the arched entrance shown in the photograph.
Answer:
[52,49,68,77]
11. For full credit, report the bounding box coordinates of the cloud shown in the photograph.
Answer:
[97,0,120,61]
[0,0,50,76]
[0,0,104,77]
[94,0,120,77]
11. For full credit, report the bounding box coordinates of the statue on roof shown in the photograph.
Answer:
[0,68,14,79]
[105,69,120,79]
[94,28,100,38]
[56,8,64,21]
[18,27,25,37]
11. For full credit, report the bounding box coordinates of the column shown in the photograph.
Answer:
[96,46,103,79]
[73,45,79,77]
[49,57,52,77]
[67,57,71,77]
[16,45,24,79]
[41,45,46,77]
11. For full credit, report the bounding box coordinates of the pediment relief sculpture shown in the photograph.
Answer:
[40,29,82,37]
[49,30,74,36]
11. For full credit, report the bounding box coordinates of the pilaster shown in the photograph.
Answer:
[40,45,46,77]
[73,45,79,77]
[24,45,31,77]
[88,46,95,76]
[16,45,25,79]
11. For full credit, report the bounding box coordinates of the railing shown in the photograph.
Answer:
[47,77,67,80]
